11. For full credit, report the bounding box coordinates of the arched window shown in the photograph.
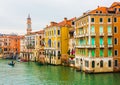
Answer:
[100,60,103,67]
[92,61,95,68]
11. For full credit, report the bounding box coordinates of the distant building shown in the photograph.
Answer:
[0,34,21,59]
[74,2,120,73]
[20,15,44,61]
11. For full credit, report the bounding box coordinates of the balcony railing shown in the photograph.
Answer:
[90,32,96,36]
[108,44,113,48]
[75,45,85,48]
[86,44,96,48]
[100,45,104,48]
[99,33,104,36]
[108,32,112,36]
[75,34,85,38]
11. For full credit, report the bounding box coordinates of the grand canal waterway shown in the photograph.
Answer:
[0,59,120,85]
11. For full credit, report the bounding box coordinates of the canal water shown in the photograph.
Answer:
[0,59,120,85]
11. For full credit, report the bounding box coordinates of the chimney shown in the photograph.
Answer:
[64,17,67,24]
[64,17,67,21]
[50,22,57,26]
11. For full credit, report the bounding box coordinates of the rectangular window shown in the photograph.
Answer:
[4,48,7,51]
[92,61,95,68]
[100,37,103,45]
[114,17,117,22]
[91,26,95,33]
[100,60,103,67]
[58,51,61,59]
[58,30,60,35]
[79,28,83,34]
[114,50,118,56]
[91,18,94,22]
[54,41,56,48]
[108,37,112,45]
[58,42,60,48]
[91,37,95,45]
[114,38,118,45]
[114,26,117,33]
[108,60,111,67]
[108,18,111,22]
[115,60,118,66]
[85,61,89,67]
[91,49,95,57]
[79,39,83,45]
[100,49,104,57]
[108,26,112,33]
[100,18,103,23]
[99,26,103,33]
[108,49,112,57]
[76,58,79,64]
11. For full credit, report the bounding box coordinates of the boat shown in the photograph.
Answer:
[8,61,15,66]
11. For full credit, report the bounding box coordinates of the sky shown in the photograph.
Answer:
[0,0,119,35]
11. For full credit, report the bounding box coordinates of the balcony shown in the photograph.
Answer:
[100,45,104,48]
[75,34,85,38]
[99,33,104,36]
[85,33,89,36]
[44,47,56,50]
[75,45,85,48]
[108,32,112,36]
[86,44,96,48]
[90,32,96,36]
[108,44,113,48]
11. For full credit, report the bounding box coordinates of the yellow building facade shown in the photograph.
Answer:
[44,18,75,65]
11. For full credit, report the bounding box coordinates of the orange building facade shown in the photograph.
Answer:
[0,34,21,59]
[75,2,120,73]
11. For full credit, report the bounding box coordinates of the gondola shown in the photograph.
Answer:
[8,61,15,66]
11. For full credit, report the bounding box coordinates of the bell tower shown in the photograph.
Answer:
[27,14,32,34]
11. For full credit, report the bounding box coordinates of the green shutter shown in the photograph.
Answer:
[108,37,112,45]
[91,49,95,57]
[100,26,103,33]
[108,26,111,33]
[100,49,103,57]
[80,39,84,45]
[91,26,95,33]
[108,49,112,57]
[100,37,103,45]
[91,38,95,45]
